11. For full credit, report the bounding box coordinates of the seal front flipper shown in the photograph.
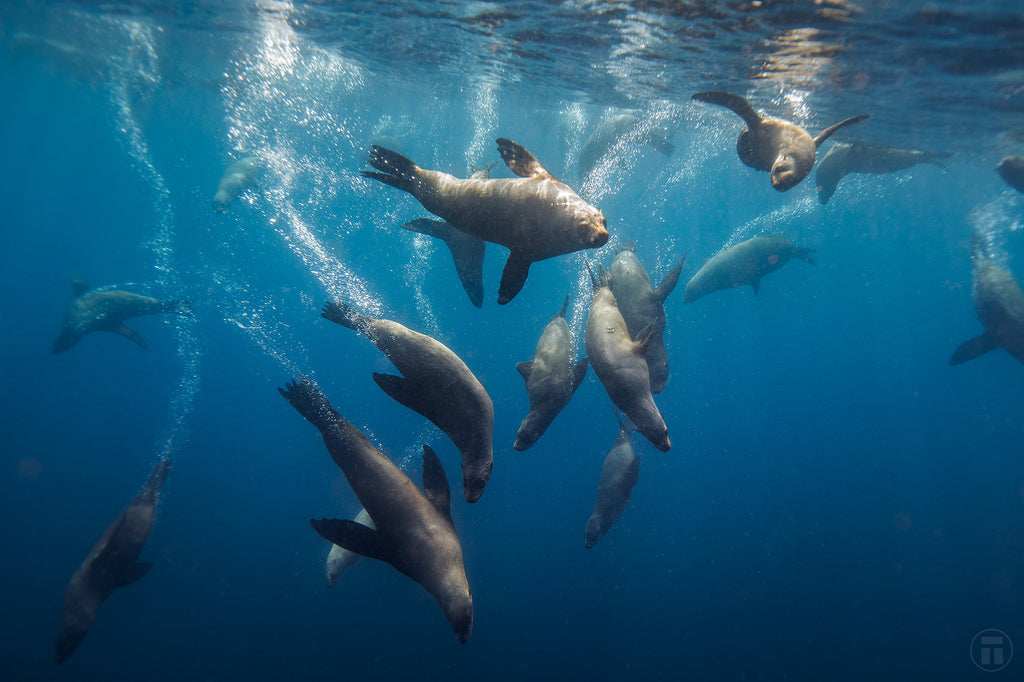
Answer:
[310,518,390,562]
[752,279,761,296]
[497,252,533,305]
[118,562,153,587]
[402,219,486,308]
[570,357,589,395]
[654,257,685,302]
[950,332,999,365]
[813,115,869,147]
[691,91,763,129]
[421,445,453,524]
[117,324,148,350]
[516,361,533,381]
[372,372,433,417]
[497,138,553,180]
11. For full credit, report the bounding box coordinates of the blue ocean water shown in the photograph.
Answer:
[2,2,1024,680]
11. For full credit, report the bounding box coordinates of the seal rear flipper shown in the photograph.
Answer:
[322,301,372,334]
[497,138,553,180]
[117,324,148,350]
[647,129,675,157]
[497,252,533,305]
[691,91,763,129]
[310,519,390,563]
[118,561,153,587]
[146,458,172,494]
[570,357,589,395]
[372,372,434,417]
[949,332,999,365]
[813,115,870,147]
[279,377,342,432]
[362,146,420,193]
[516,361,533,382]
[421,445,453,524]
[796,248,818,265]
[654,256,686,302]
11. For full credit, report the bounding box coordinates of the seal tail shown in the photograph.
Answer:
[322,301,372,334]
[360,146,420,193]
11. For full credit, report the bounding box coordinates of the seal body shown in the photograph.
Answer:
[684,235,816,304]
[55,459,170,663]
[513,296,589,451]
[997,156,1024,194]
[949,234,1024,366]
[816,142,950,204]
[577,113,675,181]
[322,301,494,503]
[325,508,375,588]
[280,379,473,642]
[691,91,867,191]
[212,155,260,212]
[51,278,192,353]
[362,138,609,304]
[585,268,671,452]
[585,414,639,548]
[608,244,684,394]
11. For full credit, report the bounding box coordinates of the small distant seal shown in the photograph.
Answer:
[279,379,473,642]
[683,235,816,304]
[51,278,193,354]
[608,243,684,394]
[325,507,375,588]
[585,410,639,549]
[585,266,671,452]
[513,296,589,451]
[816,142,951,204]
[949,232,1024,367]
[56,458,171,663]
[577,113,675,181]
[691,91,868,191]
[362,138,609,304]
[322,301,494,503]
[997,156,1024,194]
[212,155,260,212]
[400,163,494,308]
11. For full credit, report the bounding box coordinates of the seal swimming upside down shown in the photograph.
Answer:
[684,235,816,304]
[361,138,609,304]
[585,410,640,549]
[691,91,868,191]
[815,141,951,204]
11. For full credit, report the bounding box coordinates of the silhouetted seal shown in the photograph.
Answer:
[362,138,609,303]
[577,113,675,181]
[51,278,193,353]
[55,458,171,663]
[585,266,670,452]
[585,410,639,548]
[997,156,1024,194]
[683,235,816,304]
[513,296,589,451]
[279,379,473,642]
[949,232,1024,367]
[691,91,868,191]
[322,301,494,502]
[212,155,260,212]
[325,508,375,588]
[608,243,684,394]
[816,142,951,204]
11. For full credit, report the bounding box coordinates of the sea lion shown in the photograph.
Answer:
[608,243,685,394]
[400,163,494,308]
[513,296,589,451]
[322,301,494,502]
[691,91,868,191]
[51,278,193,354]
[279,378,473,643]
[212,155,260,212]
[55,458,171,663]
[361,138,609,304]
[997,156,1024,194]
[585,411,639,549]
[325,508,375,588]
[815,142,951,204]
[949,232,1024,367]
[585,266,671,452]
[577,113,675,181]
[683,235,816,304]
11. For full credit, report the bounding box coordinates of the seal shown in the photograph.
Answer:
[325,507,375,588]
[51,278,193,354]
[608,243,684,394]
[513,296,589,451]
[949,231,1024,367]
[55,458,171,663]
[322,301,494,503]
[279,378,473,643]
[585,266,671,452]
[585,410,639,549]
[691,91,868,191]
[997,156,1024,194]
[212,155,260,212]
[361,138,609,304]
[400,163,494,308]
[683,234,816,304]
[816,142,951,204]
[577,113,675,181]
